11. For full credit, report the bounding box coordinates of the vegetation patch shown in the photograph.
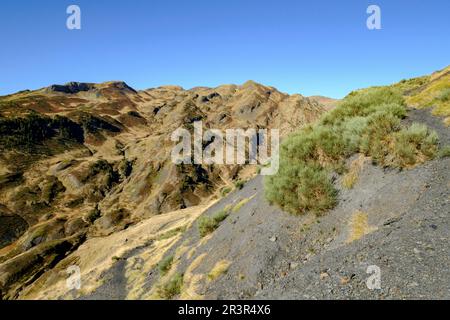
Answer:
[232,197,252,213]
[198,207,232,237]
[234,180,245,190]
[156,273,183,300]
[220,186,232,197]
[208,260,231,281]
[156,226,187,241]
[438,145,450,158]
[265,87,438,215]
[347,211,377,243]
[158,255,174,276]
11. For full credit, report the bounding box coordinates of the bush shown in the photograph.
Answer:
[157,273,183,299]
[234,180,245,190]
[158,255,174,275]
[198,208,231,237]
[265,87,438,216]
[265,163,337,215]
[438,88,450,102]
[390,123,438,167]
[220,186,232,197]
[438,145,450,158]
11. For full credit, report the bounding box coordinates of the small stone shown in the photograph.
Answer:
[269,236,277,242]
[413,248,420,254]
[320,272,329,280]
[290,262,299,270]
[340,276,350,285]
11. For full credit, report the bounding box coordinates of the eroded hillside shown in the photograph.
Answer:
[0,80,325,299]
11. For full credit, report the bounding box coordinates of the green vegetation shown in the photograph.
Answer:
[438,88,450,102]
[220,186,232,197]
[0,113,84,151]
[438,145,450,158]
[198,207,231,237]
[232,197,251,213]
[156,226,187,241]
[158,255,174,275]
[234,179,245,190]
[398,67,450,126]
[265,87,439,216]
[157,273,183,299]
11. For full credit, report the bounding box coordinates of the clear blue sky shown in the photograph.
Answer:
[1,0,449,98]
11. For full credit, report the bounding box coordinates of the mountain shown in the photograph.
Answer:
[0,80,325,299]
[0,66,449,300]
[308,95,339,110]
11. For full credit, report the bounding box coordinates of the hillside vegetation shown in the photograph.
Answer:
[394,66,450,126]
[265,87,439,215]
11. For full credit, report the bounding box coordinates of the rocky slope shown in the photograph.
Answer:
[0,80,325,299]
[0,66,448,300]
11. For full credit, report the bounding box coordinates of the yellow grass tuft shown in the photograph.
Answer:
[341,154,366,189]
[208,260,231,281]
[346,211,377,243]
[232,195,255,213]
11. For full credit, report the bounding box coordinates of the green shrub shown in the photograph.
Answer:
[438,145,450,158]
[390,123,438,167]
[158,255,174,275]
[265,163,337,215]
[234,180,245,190]
[265,87,438,216]
[198,208,231,237]
[157,273,183,299]
[220,186,232,197]
[438,88,450,102]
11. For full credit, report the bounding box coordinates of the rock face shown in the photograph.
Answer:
[0,80,325,299]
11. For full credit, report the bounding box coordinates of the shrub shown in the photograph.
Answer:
[158,255,174,275]
[234,180,245,190]
[220,186,232,197]
[438,88,450,102]
[198,208,231,237]
[265,163,337,215]
[390,123,438,167]
[265,87,438,216]
[438,145,450,158]
[157,273,183,299]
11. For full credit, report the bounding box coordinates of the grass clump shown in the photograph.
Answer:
[198,207,231,237]
[157,273,183,300]
[232,197,252,213]
[265,87,438,216]
[220,186,232,197]
[234,179,245,190]
[347,211,377,243]
[438,145,450,158]
[437,88,450,102]
[158,255,174,276]
[156,226,187,241]
[208,260,231,281]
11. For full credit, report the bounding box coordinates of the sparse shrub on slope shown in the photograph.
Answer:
[265,87,439,215]
[157,273,183,300]
[198,207,231,237]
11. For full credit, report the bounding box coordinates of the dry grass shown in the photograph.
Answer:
[341,154,366,189]
[232,195,254,213]
[346,211,377,243]
[179,253,207,300]
[403,68,450,126]
[208,260,231,281]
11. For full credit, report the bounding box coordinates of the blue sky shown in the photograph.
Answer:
[0,0,449,98]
